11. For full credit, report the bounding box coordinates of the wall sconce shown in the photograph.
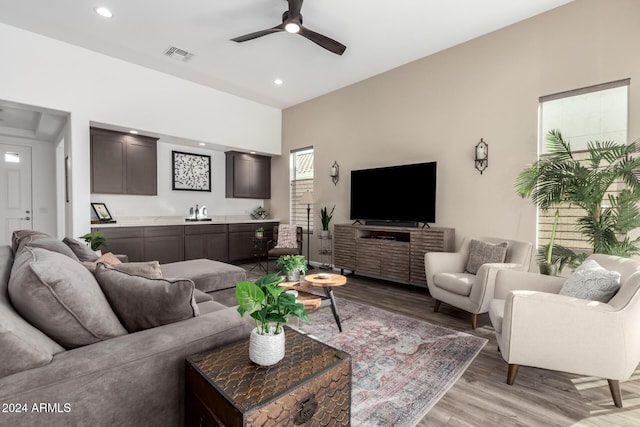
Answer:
[330,161,339,185]
[475,138,488,174]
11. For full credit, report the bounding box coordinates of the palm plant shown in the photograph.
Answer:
[515,129,640,259]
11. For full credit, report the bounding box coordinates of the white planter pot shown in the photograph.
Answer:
[249,327,285,366]
[320,230,330,237]
[285,270,301,282]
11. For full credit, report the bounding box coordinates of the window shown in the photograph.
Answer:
[537,79,629,253]
[290,147,314,231]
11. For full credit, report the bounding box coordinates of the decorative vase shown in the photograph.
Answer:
[249,327,285,366]
[285,270,300,282]
[539,262,558,276]
[320,230,330,237]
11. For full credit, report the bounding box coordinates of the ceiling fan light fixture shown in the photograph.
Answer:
[284,22,300,34]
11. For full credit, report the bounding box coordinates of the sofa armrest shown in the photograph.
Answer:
[494,269,565,299]
[114,254,129,263]
[424,251,467,285]
[0,307,253,427]
[502,291,628,379]
[470,263,526,312]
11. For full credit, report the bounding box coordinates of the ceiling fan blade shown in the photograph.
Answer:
[231,24,284,42]
[287,0,304,21]
[298,27,346,55]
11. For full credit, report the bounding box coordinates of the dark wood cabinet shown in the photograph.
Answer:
[225,151,271,199]
[91,128,158,195]
[184,224,229,262]
[93,226,145,262]
[93,222,278,263]
[143,226,184,264]
[228,222,277,261]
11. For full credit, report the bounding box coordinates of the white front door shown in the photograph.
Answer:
[0,144,32,245]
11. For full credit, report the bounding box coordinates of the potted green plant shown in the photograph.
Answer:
[80,231,106,253]
[515,129,640,261]
[255,227,264,239]
[235,273,309,366]
[276,254,308,282]
[320,205,335,237]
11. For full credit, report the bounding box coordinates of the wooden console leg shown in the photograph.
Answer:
[433,300,441,313]
[608,379,623,408]
[470,313,478,329]
[507,364,519,385]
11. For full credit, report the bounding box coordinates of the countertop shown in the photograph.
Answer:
[91,216,279,228]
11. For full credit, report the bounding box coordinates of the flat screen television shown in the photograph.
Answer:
[350,161,436,225]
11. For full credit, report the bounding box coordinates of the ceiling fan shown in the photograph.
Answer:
[231,0,346,56]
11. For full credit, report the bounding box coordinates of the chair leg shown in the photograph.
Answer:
[608,379,623,408]
[507,364,519,385]
[433,300,441,313]
[470,313,477,329]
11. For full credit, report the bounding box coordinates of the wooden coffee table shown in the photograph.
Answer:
[280,273,347,332]
[305,274,347,332]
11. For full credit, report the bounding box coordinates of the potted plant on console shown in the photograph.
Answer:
[80,231,106,254]
[255,227,264,239]
[236,273,309,366]
[276,254,308,282]
[320,205,335,237]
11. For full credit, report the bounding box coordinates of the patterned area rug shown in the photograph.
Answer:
[299,298,487,427]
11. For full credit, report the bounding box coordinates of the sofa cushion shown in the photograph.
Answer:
[8,247,127,349]
[63,237,99,262]
[113,261,163,279]
[13,230,78,261]
[559,259,621,302]
[193,288,213,303]
[434,272,474,296]
[160,259,246,293]
[465,239,508,274]
[0,246,65,378]
[94,264,199,333]
[11,230,50,254]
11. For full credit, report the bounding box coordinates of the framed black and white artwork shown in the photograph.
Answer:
[172,151,211,192]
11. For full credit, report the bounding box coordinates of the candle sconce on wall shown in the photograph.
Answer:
[475,138,488,174]
[330,161,339,185]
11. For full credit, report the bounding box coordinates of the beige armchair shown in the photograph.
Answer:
[424,237,532,328]
[489,254,640,407]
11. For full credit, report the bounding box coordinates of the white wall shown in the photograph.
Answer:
[0,23,281,236]
[90,141,265,219]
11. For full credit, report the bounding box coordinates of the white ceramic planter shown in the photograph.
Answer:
[320,230,330,237]
[249,327,285,366]
[286,270,301,282]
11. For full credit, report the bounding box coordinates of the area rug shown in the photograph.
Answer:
[299,298,487,427]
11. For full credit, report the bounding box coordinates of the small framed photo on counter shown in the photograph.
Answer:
[91,203,115,223]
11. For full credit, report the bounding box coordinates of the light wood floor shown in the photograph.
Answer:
[241,262,640,426]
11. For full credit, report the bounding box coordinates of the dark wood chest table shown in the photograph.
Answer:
[185,327,351,426]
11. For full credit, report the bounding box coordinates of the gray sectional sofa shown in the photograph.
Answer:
[0,231,253,427]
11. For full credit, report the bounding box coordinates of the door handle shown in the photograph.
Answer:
[22,217,31,220]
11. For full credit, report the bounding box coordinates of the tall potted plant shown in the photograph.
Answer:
[236,273,309,366]
[276,255,308,282]
[320,205,335,237]
[515,129,640,260]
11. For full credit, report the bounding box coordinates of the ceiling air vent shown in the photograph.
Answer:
[163,46,194,62]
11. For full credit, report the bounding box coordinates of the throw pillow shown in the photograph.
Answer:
[8,247,127,349]
[94,264,199,333]
[275,225,298,249]
[63,237,99,262]
[112,261,163,279]
[80,252,122,273]
[13,232,79,261]
[465,239,509,274]
[11,230,51,254]
[559,259,621,302]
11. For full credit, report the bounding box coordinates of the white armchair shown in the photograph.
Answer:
[425,237,532,328]
[489,254,640,407]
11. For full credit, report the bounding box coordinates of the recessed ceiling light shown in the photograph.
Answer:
[250,151,256,154]
[199,143,206,146]
[129,130,138,134]
[274,79,284,86]
[95,7,113,18]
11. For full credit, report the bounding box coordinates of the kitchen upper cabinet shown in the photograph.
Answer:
[91,127,158,195]
[225,151,271,199]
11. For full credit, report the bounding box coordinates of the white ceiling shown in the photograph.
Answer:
[0,0,574,110]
